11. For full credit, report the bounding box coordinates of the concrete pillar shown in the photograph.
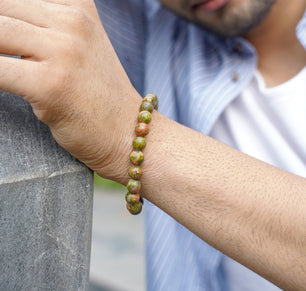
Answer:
[0,91,93,291]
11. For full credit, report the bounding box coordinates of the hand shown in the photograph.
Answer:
[0,0,141,180]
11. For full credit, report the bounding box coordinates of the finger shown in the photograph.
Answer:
[42,0,94,8]
[0,16,52,59]
[0,0,96,29]
[0,0,59,28]
[42,0,99,17]
[0,0,100,34]
[0,56,41,98]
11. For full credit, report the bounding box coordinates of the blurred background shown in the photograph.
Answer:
[89,174,146,291]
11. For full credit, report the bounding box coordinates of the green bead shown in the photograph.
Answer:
[140,101,154,112]
[128,165,143,179]
[144,93,158,110]
[125,192,140,204]
[133,137,146,150]
[129,150,144,165]
[138,111,152,124]
[126,201,142,215]
[127,179,141,193]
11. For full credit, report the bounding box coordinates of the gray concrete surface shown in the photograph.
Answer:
[90,187,146,291]
[0,92,93,291]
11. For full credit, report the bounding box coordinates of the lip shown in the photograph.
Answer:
[191,0,229,12]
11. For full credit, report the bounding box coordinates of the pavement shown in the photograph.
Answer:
[89,187,146,291]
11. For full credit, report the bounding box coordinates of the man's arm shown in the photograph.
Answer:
[0,0,305,290]
[134,112,306,291]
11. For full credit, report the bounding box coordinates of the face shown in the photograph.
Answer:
[158,0,276,37]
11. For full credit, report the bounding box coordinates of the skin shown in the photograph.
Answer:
[0,0,305,289]
[159,0,306,86]
[159,0,276,37]
[244,0,306,86]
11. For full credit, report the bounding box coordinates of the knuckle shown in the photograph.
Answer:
[69,9,96,39]
[70,7,86,22]
[66,7,92,31]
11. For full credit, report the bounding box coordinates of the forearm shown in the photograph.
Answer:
[112,110,306,290]
[1,0,304,288]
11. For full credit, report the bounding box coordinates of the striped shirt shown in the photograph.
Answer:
[95,1,306,290]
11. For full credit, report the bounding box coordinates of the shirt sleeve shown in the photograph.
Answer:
[94,0,146,94]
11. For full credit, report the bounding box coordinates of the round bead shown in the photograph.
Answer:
[127,179,141,193]
[128,165,143,179]
[138,111,152,124]
[129,150,144,165]
[126,201,142,215]
[125,192,140,204]
[135,123,149,137]
[144,93,158,110]
[133,137,146,150]
[140,101,154,112]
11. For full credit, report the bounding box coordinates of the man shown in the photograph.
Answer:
[0,0,305,290]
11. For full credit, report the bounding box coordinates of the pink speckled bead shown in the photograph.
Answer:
[126,201,142,215]
[135,123,149,137]
[125,192,141,204]
[128,165,143,180]
[127,179,141,193]
[129,150,144,165]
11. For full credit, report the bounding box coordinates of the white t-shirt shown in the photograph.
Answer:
[210,66,306,291]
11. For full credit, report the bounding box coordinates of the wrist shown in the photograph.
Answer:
[93,90,142,185]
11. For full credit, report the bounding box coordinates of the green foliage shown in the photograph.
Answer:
[94,172,125,190]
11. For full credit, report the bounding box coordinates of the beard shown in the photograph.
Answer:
[194,0,276,37]
[162,0,276,37]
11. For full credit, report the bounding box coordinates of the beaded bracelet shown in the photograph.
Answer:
[125,93,158,215]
